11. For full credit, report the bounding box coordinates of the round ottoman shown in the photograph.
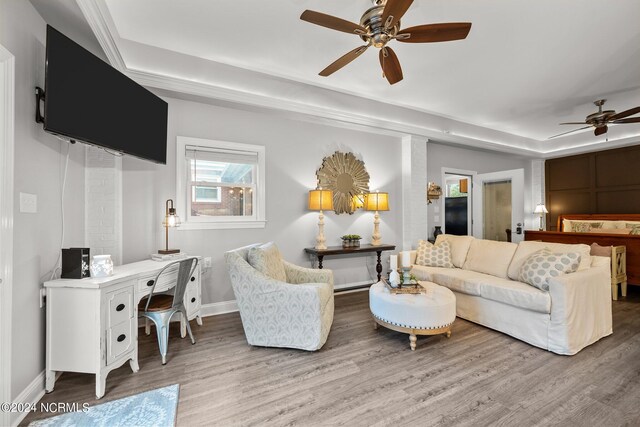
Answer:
[369,281,456,350]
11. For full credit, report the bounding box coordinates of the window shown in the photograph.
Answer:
[176,137,266,229]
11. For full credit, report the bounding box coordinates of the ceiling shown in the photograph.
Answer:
[32,0,640,156]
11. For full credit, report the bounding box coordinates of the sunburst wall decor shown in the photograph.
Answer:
[316,151,370,215]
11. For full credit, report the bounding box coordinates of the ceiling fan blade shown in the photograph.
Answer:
[382,0,414,29]
[396,23,472,43]
[300,10,367,35]
[594,125,608,136]
[547,126,591,139]
[612,117,640,124]
[319,45,369,77]
[559,122,589,125]
[609,106,640,121]
[379,47,403,85]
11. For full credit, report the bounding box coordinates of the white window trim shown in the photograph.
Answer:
[176,136,266,230]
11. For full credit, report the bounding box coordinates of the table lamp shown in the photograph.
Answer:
[534,203,549,231]
[308,188,334,250]
[159,199,181,254]
[364,191,389,246]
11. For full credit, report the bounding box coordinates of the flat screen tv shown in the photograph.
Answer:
[44,25,168,164]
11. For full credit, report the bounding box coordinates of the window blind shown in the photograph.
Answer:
[185,145,258,165]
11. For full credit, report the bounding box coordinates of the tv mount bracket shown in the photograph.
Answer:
[35,86,45,124]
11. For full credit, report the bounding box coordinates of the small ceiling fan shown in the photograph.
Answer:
[300,0,472,85]
[549,99,640,139]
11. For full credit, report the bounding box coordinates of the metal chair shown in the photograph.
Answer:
[139,257,198,364]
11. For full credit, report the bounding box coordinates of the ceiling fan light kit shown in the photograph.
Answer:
[550,99,640,139]
[300,0,472,85]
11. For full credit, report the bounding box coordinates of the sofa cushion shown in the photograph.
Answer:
[247,242,287,282]
[434,234,474,268]
[477,276,551,314]
[411,265,483,296]
[518,249,581,291]
[415,240,453,268]
[507,241,591,281]
[462,239,518,279]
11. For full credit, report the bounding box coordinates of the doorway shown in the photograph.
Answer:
[473,169,525,243]
[443,173,472,235]
[0,44,15,427]
[483,180,512,241]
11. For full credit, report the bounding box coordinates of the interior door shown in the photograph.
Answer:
[472,169,525,243]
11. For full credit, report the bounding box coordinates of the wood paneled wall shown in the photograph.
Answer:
[545,144,640,231]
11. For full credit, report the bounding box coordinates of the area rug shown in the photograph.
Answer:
[30,384,179,427]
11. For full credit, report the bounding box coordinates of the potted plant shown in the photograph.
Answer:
[341,234,362,248]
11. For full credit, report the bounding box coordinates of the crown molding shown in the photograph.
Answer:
[76,0,125,71]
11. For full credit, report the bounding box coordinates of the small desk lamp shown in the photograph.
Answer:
[364,191,389,246]
[159,199,181,254]
[534,203,549,231]
[308,188,334,250]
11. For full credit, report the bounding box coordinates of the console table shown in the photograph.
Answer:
[304,244,396,282]
[44,257,202,399]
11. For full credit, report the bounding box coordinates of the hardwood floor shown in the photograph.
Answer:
[23,288,640,426]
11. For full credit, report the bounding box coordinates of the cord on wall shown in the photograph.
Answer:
[48,137,70,281]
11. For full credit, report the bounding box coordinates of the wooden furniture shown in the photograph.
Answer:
[369,281,455,351]
[611,246,628,300]
[544,145,640,231]
[44,258,202,398]
[526,217,638,287]
[304,243,396,282]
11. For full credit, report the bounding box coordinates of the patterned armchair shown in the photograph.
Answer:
[224,243,334,351]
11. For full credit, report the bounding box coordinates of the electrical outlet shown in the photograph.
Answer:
[203,257,212,268]
[434,215,440,223]
[39,288,46,308]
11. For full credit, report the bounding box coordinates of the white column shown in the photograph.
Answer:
[530,159,545,230]
[401,135,428,250]
[85,146,123,265]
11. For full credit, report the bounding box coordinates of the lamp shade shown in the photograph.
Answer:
[364,192,389,211]
[534,203,549,214]
[308,189,334,211]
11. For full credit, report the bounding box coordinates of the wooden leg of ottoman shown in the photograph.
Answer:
[373,321,378,330]
[409,333,417,351]
[446,329,451,338]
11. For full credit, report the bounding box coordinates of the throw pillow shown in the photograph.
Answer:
[626,223,640,235]
[590,243,612,257]
[414,241,453,268]
[518,249,581,291]
[414,240,433,266]
[572,221,603,233]
[247,242,287,282]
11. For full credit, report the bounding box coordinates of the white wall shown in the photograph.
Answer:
[122,96,404,304]
[426,141,534,239]
[0,0,85,398]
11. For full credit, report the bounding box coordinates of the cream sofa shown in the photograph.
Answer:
[402,235,612,355]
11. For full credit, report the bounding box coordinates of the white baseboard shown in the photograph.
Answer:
[200,300,239,317]
[11,370,45,427]
[334,280,371,291]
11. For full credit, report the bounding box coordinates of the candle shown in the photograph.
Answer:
[389,255,398,270]
[402,251,410,268]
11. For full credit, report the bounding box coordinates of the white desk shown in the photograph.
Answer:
[44,258,202,398]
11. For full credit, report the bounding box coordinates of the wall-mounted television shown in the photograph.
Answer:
[43,25,168,164]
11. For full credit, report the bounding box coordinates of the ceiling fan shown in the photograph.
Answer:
[299,0,472,85]
[549,99,640,139]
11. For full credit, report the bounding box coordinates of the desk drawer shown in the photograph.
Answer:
[107,319,134,365]
[138,267,178,293]
[106,286,134,328]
